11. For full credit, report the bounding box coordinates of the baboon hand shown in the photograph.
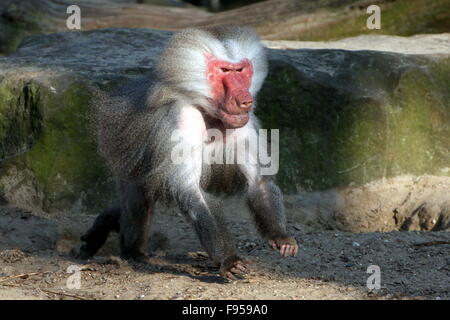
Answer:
[219,255,249,279]
[268,236,298,257]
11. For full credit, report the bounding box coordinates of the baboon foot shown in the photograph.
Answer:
[268,236,298,257]
[219,255,249,279]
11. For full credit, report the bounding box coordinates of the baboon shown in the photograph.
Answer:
[79,26,298,278]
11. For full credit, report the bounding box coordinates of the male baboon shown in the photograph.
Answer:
[79,27,298,278]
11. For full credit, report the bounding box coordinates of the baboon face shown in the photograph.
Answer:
[158,27,267,129]
[205,53,254,129]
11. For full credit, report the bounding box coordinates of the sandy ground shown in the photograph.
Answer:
[0,202,449,300]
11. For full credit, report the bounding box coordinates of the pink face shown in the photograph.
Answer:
[205,53,254,129]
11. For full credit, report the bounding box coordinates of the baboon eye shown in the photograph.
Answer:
[220,67,243,73]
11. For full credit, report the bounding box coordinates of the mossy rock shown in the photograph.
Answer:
[0,78,113,212]
[0,78,42,160]
[257,52,450,192]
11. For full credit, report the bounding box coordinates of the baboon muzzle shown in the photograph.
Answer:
[223,75,253,114]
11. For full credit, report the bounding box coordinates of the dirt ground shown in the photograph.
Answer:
[0,199,449,300]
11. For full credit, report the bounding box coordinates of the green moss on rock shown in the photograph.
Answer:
[257,56,450,192]
[388,60,450,175]
[0,78,42,160]
[0,78,112,213]
[23,82,111,212]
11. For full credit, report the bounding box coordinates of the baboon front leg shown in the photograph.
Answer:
[178,191,246,278]
[247,178,298,257]
[118,182,154,263]
[78,206,121,259]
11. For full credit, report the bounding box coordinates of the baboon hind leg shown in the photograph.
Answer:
[78,206,121,259]
[118,182,155,263]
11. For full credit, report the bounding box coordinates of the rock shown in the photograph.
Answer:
[259,44,450,193]
[0,0,209,55]
[0,167,43,211]
[2,0,448,55]
[259,0,450,41]
[0,29,449,232]
[264,34,450,55]
[284,175,450,232]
